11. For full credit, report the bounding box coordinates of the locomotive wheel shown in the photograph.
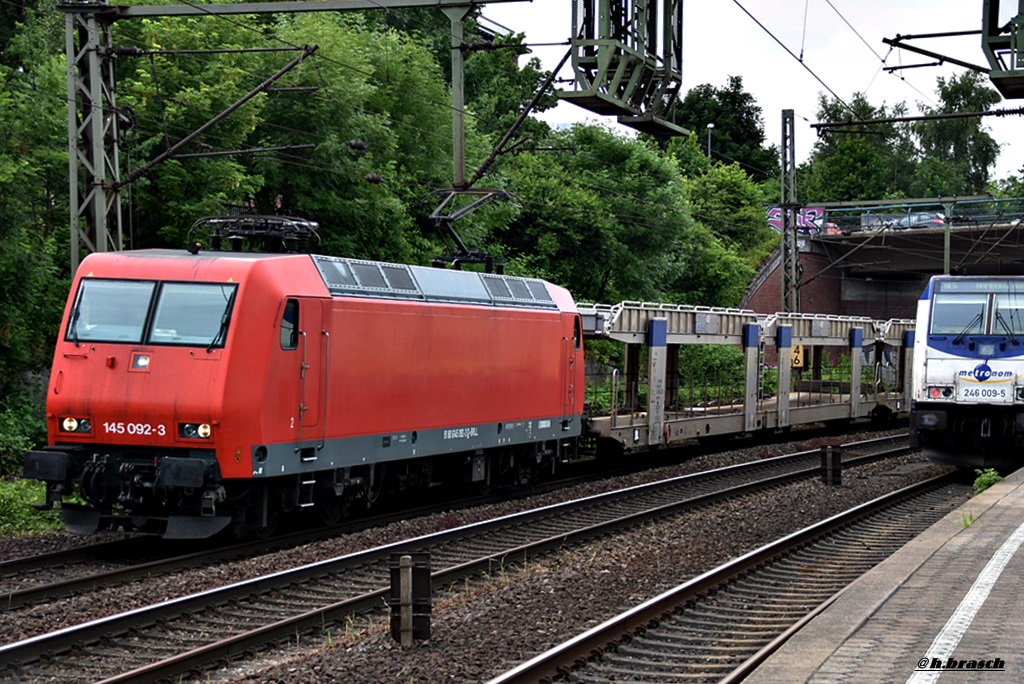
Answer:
[253,509,280,539]
[317,494,347,527]
[365,463,385,506]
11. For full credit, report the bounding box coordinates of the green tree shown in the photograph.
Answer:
[991,166,1024,198]
[686,162,777,268]
[494,124,752,306]
[464,34,556,141]
[801,92,915,202]
[497,125,689,302]
[249,14,457,263]
[0,57,69,469]
[114,14,274,246]
[0,61,69,387]
[1,0,64,69]
[913,72,1001,196]
[670,75,778,182]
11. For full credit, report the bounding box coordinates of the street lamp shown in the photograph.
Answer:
[706,123,714,158]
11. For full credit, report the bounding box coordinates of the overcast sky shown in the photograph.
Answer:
[480,0,1021,180]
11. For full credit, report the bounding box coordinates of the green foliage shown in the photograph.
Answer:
[0,479,61,536]
[990,169,1024,199]
[251,14,456,263]
[805,134,892,202]
[802,74,1003,203]
[492,123,765,307]
[669,75,778,181]
[1,0,65,68]
[800,93,915,203]
[676,345,746,405]
[973,468,1004,494]
[0,58,71,392]
[914,72,1001,196]
[464,35,556,140]
[666,222,753,307]
[664,133,711,177]
[115,14,277,246]
[499,124,692,303]
[687,162,778,267]
[0,388,48,477]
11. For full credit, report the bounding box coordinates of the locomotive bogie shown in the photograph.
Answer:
[911,402,1024,469]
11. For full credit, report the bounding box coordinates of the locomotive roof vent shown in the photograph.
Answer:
[312,255,557,309]
[188,215,321,254]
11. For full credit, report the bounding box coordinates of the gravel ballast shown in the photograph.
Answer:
[0,432,960,683]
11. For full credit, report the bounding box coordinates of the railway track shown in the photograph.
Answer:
[0,466,636,610]
[487,475,968,684]
[0,432,907,613]
[0,434,912,682]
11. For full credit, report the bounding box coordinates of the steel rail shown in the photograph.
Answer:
[0,433,906,611]
[486,473,958,684]
[96,451,910,684]
[0,434,913,680]
[0,538,138,578]
[0,463,648,609]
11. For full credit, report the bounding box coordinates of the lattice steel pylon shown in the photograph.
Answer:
[65,3,123,273]
[983,0,1024,98]
[780,109,800,313]
[562,0,688,136]
[62,0,523,272]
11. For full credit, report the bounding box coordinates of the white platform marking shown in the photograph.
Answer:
[905,518,1024,683]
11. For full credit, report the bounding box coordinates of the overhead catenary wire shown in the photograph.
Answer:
[10,0,987,255]
[730,0,858,119]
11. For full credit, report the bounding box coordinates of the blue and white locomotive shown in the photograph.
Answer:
[910,274,1024,469]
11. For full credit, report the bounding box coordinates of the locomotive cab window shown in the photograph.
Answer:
[280,299,298,350]
[149,283,237,347]
[65,278,237,348]
[930,293,987,335]
[993,294,1024,335]
[66,279,155,344]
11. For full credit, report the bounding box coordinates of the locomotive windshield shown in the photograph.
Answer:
[66,278,237,348]
[994,293,1024,335]
[930,293,986,335]
[930,287,1024,336]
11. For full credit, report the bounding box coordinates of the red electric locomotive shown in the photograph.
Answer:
[24,217,586,538]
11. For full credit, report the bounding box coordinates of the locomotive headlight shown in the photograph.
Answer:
[1017,387,1024,401]
[980,344,996,357]
[60,416,91,433]
[927,386,954,399]
[178,422,212,439]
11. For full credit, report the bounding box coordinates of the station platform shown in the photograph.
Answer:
[745,468,1024,683]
